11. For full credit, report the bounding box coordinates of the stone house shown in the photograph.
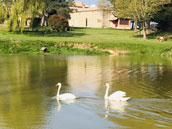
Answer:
[69,1,133,29]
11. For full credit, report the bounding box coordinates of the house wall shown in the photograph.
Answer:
[69,10,104,28]
[69,9,132,29]
[102,10,114,28]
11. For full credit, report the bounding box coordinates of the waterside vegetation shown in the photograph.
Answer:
[0,26,172,56]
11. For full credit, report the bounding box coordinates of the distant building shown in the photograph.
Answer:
[69,1,133,29]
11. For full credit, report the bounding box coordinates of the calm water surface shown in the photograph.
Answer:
[0,55,172,129]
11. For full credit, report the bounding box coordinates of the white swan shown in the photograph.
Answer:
[56,83,76,100]
[104,83,130,101]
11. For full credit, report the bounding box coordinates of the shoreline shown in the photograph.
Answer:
[0,28,172,56]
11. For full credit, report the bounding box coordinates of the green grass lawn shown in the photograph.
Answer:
[0,26,172,55]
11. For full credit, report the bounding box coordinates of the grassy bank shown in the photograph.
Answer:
[0,26,172,56]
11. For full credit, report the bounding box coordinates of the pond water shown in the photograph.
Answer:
[0,55,172,129]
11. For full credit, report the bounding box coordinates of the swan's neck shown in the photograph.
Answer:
[57,85,61,97]
[104,85,109,99]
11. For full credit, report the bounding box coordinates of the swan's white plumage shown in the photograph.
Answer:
[57,93,76,100]
[109,91,126,98]
[104,83,130,101]
[56,83,76,100]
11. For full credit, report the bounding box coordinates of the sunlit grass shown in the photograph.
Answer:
[0,26,172,55]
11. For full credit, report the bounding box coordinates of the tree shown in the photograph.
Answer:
[153,3,172,32]
[40,0,73,27]
[0,0,12,23]
[6,0,44,31]
[0,3,7,23]
[98,0,112,8]
[112,0,171,39]
[2,0,72,32]
[48,14,69,31]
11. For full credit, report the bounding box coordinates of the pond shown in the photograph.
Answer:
[0,55,172,129]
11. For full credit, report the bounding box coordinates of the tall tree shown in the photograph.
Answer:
[0,2,7,23]
[6,0,43,31]
[3,0,73,31]
[40,0,73,27]
[153,2,172,32]
[111,0,171,39]
[98,0,112,8]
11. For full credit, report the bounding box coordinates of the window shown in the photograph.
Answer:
[86,18,88,27]
[119,19,129,25]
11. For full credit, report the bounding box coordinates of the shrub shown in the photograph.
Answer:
[48,14,69,32]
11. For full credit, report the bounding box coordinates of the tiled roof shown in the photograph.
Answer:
[77,7,100,12]
[74,1,85,7]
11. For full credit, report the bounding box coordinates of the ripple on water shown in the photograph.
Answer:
[74,97,172,128]
[126,99,172,127]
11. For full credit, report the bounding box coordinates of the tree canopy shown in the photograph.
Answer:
[115,0,171,39]
[0,2,7,24]
[153,3,172,32]
[100,0,171,39]
[0,0,73,32]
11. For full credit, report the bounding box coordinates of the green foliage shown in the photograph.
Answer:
[0,4,7,23]
[48,14,69,31]
[114,0,170,22]
[0,40,106,55]
[98,0,112,8]
[113,0,171,39]
[4,0,72,31]
[7,1,29,32]
[153,3,172,31]
[47,0,73,19]
[0,27,172,56]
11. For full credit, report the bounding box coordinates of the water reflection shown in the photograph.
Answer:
[0,55,68,129]
[57,100,61,111]
[56,99,76,111]
[0,55,172,129]
[104,100,129,113]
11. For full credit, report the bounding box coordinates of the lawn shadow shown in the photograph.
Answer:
[146,31,172,40]
[22,30,85,37]
[147,32,160,40]
[133,31,170,40]
[133,34,143,39]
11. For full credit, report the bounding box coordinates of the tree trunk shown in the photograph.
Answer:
[146,20,150,29]
[145,20,150,34]
[134,20,138,31]
[142,22,147,40]
[41,15,45,26]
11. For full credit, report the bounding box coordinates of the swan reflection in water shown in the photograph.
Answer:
[55,82,77,111]
[104,99,129,118]
[57,99,76,111]
[56,83,77,100]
